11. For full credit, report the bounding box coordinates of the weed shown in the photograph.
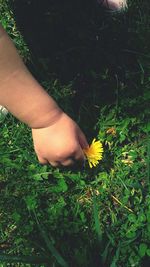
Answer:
[0,0,150,266]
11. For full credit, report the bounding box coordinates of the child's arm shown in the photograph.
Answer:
[0,25,88,167]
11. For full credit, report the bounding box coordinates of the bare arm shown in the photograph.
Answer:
[0,25,62,128]
[0,25,88,167]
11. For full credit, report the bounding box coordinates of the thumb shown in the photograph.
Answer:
[78,128,89,149]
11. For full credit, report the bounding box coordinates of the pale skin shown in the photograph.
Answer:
[0,25,88,167]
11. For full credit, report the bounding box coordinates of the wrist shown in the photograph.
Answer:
[29,106,64,129]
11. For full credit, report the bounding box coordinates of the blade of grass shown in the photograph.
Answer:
[147,138,150,187]
[110,246,120,267]
[101,240,111,263]
[33,210,69,267]
[92,194,102,243]
[0,253,48,264]
[111,194,133,213]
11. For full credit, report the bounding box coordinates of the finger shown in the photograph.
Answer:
[49,161,60,167]
[61,158,75,167]
[74,146,86,163]
[78,129,89,149]
[37,155,49,165]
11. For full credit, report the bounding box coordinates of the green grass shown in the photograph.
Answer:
[0,0,150,266]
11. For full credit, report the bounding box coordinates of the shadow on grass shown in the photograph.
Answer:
[10,0,140,101]
[10,0,129,82]
[10,0,144,139]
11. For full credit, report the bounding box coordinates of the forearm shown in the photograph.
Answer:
[0,25,62,128]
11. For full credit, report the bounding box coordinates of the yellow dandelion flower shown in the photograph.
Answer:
[83,139,103,168]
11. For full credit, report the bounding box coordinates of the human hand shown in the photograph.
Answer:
[32,112,88,167]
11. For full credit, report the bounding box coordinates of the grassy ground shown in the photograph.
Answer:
[0,0,150,266]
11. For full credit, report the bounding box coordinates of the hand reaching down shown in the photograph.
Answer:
[32,112,88,167]
[0,24,88,168]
